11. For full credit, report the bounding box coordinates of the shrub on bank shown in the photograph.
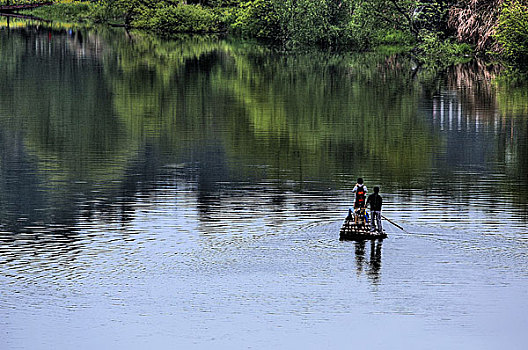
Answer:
[24,1,94,22]
[225,0,280,39]
[495,0,528,67]
[227,0,356,49]
[133,4,222,34]
[416,31,473,68]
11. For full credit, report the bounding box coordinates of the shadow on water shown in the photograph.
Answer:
[354,240,383,284]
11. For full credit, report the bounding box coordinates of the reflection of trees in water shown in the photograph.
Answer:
[446,60,502,116]
[216,50,439,184]
[0,24,132,179]
[0,22,138,233]
[426,60,528,215]
[1,20,528,237]
[444,59,528,123]
[448,60,501,90]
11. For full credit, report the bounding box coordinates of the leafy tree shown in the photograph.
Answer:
[229,0,356,48]
[275,0,355,48]
[495,0,528,67]
[95,0,167,26]
[228,0,281,39]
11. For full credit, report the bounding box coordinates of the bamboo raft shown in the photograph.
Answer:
[339,208,387,241]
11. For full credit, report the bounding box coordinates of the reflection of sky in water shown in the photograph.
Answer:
[3,208,526,349]
[0,23,527,350]
[2,179,527,349]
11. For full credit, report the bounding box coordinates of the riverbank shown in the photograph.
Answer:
[20,1,93,23]
[21,0,527,74]
[25,1,223,32]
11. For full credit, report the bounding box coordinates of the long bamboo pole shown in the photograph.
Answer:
[381,214,405,231]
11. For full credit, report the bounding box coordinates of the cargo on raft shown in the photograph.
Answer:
[339,208,387,241]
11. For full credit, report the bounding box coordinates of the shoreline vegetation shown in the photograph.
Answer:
[13,0,528,75]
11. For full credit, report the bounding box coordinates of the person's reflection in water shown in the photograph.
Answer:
[354,239,382,283]
[354,241,366,276]
[367,240,382,284]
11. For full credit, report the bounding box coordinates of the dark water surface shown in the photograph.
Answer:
[1,20,527,349]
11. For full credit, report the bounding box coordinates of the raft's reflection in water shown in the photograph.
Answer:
[354,240,382,284]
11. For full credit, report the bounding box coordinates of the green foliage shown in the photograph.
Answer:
[495,0,528,67]
[90,0,222,33]
[374,30,414,47]
[412,1,448,33]
[89,1,126,24]
[227,0,357,49]
[494,67,528,89]
[134,4,221,34]
[351,0,416,37]
[345,0,434,49]
[209,0,241,7]
[0,0,51,4]
[416,31,473,70]
[94,0,164,26]
[22,1,95,22]
[274,0,355,48]
[227,0,281,39]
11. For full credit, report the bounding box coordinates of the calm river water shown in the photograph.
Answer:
[1,20,527,349]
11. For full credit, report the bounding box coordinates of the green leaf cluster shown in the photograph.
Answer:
[134,3,222,34]
[276,0,355,48]
[90,0,222,33]
[226,0,281,39]
[416,31,473,70]
[495,0,528,67]
[19,1,95,22]
[226,0,358,49]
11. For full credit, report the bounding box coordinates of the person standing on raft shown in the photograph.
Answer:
[352,178,367,209]
[366,186,383,233]
[351,178,368,224]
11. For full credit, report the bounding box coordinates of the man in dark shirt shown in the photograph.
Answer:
[366,186,383,233]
